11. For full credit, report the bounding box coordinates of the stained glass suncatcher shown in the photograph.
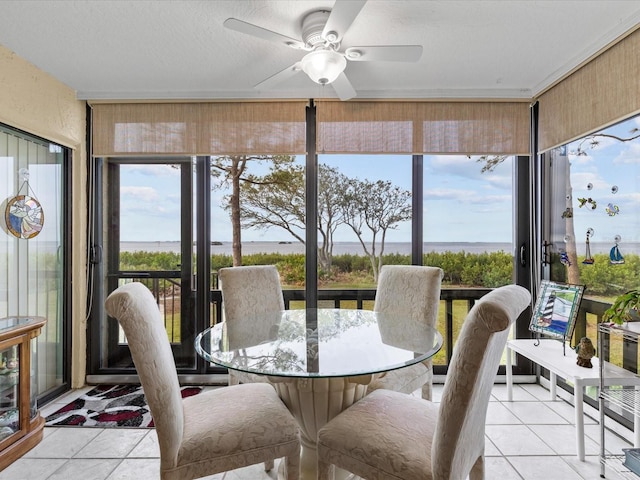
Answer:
[529,280,585,342]
[4,195,44,239]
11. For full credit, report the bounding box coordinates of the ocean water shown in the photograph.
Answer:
[18,240,636,256]
[120,240,638,256]
[121,241,515,255]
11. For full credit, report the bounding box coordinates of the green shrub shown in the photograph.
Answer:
[332,254,371,273]
[578,253,640,295]
[121,249,520,289]
[120,251,182,271]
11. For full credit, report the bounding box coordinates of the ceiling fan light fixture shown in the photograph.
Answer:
[300,49,346,85]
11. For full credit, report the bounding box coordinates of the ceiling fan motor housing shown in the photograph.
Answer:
[302,10,332,48]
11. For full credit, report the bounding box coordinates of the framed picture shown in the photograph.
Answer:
[529,280,585,341]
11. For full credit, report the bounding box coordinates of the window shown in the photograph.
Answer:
[88,101,527,377]
[546,114,640,342]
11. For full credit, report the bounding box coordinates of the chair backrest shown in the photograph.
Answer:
[219,265,285,319]
[432,284,530,479]
[105,282,183,471]
[219,265,286,349]
[374,265,444,326]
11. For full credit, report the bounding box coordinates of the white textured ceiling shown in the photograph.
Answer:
[0,0,639,101]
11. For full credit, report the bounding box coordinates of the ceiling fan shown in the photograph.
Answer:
[223,0,423,100]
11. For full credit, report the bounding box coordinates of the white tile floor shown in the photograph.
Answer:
[0,382,633,480]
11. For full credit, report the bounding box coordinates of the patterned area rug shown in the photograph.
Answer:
[45,384,202,428]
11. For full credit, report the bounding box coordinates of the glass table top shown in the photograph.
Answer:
[195,308,443,379]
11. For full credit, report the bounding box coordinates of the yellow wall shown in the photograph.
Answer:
[0,44,87,388]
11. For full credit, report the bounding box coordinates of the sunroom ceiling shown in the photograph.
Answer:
[0,0,639,101]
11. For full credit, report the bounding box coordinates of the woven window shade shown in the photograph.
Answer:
[316,100,530,155]
[538,28,640,152]
[91,102,308,156]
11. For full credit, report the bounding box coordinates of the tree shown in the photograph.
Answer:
[573,130,640,155]
[317,165,350,272]
[211,155,295,266]
[240,163,350,272]
[553,148,580,284]
[341,179,412,281]
[239,162,306,244]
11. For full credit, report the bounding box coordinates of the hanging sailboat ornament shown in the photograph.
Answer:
[610,235,625,265]
[3,168,44,239]
[582,228,594,265]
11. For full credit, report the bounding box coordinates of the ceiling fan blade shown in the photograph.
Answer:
[332,72,357,101]
[322,0,367,43]
[224,18,305,50]
[345,45,423,62]
[254,62,303,90]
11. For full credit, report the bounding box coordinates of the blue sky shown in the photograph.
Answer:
[117,115,639,248]
[118,154,513,244]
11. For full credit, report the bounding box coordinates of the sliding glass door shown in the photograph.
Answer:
[0,124,69,401]
[92,158,198,371]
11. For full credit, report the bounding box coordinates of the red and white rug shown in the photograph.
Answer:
[45,384,202,428]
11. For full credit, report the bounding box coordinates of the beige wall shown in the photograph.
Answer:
[0,44,87,388]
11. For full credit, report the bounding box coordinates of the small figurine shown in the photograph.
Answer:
[578,197,597,210]
[575,337,596,368]
[606,203,620,216]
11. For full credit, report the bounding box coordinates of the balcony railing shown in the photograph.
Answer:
[128,277,631,374]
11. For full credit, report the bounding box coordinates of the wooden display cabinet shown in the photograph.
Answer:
[0,316,46,471]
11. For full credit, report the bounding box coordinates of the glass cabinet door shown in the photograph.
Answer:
[0,344,19,443]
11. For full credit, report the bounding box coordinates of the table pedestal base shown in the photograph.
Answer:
[269,375,372,480]
[276,450,357,480]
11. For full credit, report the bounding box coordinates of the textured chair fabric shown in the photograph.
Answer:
[218,265,285,386]
[366,265,444,400]
[317,284,531,480]
[105,282,300,480]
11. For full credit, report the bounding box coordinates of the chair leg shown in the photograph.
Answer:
[317,458,334,480]
[228,372,240,385]
[421,364,433,401]
[469,454,484,480]
[421,382,432,401]
[264,459,274,471]
[285,454,301,480]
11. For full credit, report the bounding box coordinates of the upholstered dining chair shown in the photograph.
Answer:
[105,281,301,480]
[218,264,285,386]
[366,265,444,400]
[317,284,531,480]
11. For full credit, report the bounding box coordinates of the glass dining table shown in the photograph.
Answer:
[195,308,443,479]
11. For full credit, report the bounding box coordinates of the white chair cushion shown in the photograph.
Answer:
[318,389,438,480]
[177,384,299,470]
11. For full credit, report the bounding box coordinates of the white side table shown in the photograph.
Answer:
[505,338,640,461]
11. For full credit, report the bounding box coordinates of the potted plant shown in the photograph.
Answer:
[603,289,640,325]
